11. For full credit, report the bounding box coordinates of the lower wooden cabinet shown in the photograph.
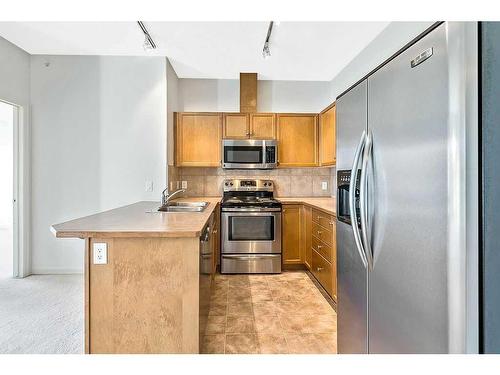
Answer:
[212,203,221,274]
[282,204,303,265]
[282,203,337,301]
[303,205,312,270]
[312,249,333,296]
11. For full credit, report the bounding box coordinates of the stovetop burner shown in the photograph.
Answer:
[221,178,281,209]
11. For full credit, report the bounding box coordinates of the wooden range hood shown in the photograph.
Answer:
[240,72,258,113]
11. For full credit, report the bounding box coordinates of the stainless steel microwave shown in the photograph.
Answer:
[222,139,278,169]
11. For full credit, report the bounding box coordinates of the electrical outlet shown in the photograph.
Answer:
[169,181,174,191]
[176,181,180,189]
[93,243,107,265]
[181,180,188,189]
[321,181,328,191]
[145,180,153,192]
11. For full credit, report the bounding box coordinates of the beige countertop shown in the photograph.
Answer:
[51,197,221,239]
[277,197,336,216]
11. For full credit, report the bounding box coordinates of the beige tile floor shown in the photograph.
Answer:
[201,271,337,354]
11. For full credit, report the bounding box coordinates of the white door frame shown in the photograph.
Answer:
[2,99,30,278]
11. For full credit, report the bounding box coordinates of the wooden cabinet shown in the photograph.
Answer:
[175,112,222,167]
[282,204,302,265]
[311,210,337,300]
[212,203,221,274]
[223,113,249,139]
[319,103,336,166]
[303,205,312,270]
[312,249,333,296]
[250,113,276,139]
[277,114,318,167]
[223,112,276,139]
[282,203,337,301]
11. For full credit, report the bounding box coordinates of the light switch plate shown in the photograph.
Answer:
[145,180,153,192]
[181,180,188,189]
[321,181,328,191]
[93,243,108,265]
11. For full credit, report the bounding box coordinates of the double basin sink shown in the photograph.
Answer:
[158,201,209,213]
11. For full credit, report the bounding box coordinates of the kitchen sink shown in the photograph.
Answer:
[158,201,209,212]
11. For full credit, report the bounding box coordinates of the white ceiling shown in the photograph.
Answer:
[0,22,389,81]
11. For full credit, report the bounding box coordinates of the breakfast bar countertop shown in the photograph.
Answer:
[51,197,222,239]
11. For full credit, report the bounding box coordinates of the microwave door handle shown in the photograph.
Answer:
[349,131,368,268]
[360,130,374,271]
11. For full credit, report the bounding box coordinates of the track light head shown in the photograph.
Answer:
[262,41,271,59]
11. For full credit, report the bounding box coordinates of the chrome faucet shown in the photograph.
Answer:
[161,188,186,206]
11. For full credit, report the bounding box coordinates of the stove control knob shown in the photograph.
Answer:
[229,182,234,186]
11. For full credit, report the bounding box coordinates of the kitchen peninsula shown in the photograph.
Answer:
[51,198,220,354]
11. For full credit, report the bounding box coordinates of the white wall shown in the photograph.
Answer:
[177,78,332,113]
[166,59,179,166]
[0,37,30,107]
[328,22,434,101]
[30,56,166,273]
[0,36,31,277]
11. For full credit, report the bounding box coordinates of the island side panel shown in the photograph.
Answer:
[88,237,200,353]
[84,238,90,354]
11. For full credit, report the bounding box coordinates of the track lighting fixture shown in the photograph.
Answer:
[262,21,274,59]
[137,21,156,51]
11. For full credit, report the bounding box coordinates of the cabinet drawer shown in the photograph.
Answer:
[312,249,333,297]
[312,209,334,232]
[312,235,332,262]
[312,221,333,246]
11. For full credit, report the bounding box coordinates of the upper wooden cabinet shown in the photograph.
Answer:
[249,113,276,139]
[319,103,336,166]
[223,113,276,139]
[277,114,318,167]
[175,112,222,167]
[223,113,249,139]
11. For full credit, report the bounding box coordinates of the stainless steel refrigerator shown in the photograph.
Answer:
[336,22,478,353]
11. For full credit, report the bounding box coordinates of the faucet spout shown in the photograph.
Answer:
[162,188,186,206]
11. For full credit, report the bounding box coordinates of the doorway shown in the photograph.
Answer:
[0,100,17,278]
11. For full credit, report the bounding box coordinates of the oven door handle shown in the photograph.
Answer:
[221,207,281,212]
[222,254,280,260]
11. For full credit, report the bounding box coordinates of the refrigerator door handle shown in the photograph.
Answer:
[349,131,368,268]
[360,130,374,271]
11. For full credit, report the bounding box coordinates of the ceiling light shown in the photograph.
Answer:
[262,21,274,59]
[137,21,156,51]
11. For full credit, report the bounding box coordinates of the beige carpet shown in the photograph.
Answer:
[0,275,84,354]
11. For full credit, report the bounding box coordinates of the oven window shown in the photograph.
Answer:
[224,146,263,164]
[228,216,274,241]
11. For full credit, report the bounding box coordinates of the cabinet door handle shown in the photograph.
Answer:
[329,221,334,225]
[317,216,322,221]
[317,267,324,272]
[317,245,322,249]
[317,231,322,235]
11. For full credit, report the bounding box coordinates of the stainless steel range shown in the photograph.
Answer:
[220,178,282,274]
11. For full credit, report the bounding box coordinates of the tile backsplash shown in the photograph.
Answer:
[168,166,336,198]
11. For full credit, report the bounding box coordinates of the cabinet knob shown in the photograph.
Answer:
[317,245,322,249]
[329,221,334,225]
[317,267,324,272]
[317,231,322,235]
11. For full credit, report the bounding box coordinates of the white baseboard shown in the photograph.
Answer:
[31,268,83,275]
